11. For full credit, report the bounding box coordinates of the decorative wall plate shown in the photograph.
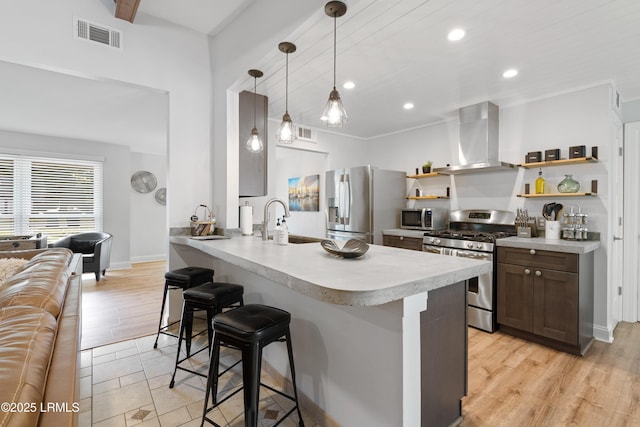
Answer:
[154,187,166,205]
[131,171,157,193]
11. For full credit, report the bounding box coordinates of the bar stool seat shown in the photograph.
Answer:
[201,304,304,427]
[153,267,214,349]
[169,282,244,388]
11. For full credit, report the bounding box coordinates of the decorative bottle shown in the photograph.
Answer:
[278,216,289,246]
[535,169,545,194]
[557,174,580,193]
[273,218,282,243]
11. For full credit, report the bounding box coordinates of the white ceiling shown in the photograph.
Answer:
[243,0,640,139]
[3,0,640,152]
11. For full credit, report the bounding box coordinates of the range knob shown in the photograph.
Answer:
[434,238,441,245]
[476,243,484,249]
[467,242,474,249]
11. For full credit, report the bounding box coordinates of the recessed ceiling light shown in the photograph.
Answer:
[403,102,414,110]
[503,69,518,78]
[343,81,355,89]
[447,28,465,41]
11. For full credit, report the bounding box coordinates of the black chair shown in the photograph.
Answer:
[49,232,112,281]
[169,282,244,388]
[201,304,304,427]
[153,267,215,349]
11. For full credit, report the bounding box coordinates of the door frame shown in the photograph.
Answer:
[623,121,640,322]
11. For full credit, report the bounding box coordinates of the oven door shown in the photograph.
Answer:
[453,249,493,311]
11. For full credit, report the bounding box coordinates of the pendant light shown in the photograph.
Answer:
[246,69,264,153]
[277,42,297,144]
[321,1,348,127]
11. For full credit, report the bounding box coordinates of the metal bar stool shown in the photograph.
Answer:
[153,267,214,349]
[201,304,304,427]
[169,282,244,388]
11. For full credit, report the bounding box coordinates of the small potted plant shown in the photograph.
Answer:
[422,161,433,174]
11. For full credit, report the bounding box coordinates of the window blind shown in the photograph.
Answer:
[0,154,103,241]
[0,158,14,236]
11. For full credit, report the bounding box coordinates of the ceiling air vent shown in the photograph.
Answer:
[297,126,317,143]
[74,17,122,50]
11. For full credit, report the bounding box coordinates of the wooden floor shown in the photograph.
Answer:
[81,265,640,425]
[80,260,166,350]
[462,323,640,426]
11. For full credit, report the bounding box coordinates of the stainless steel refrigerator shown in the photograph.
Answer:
[325,165,406,245]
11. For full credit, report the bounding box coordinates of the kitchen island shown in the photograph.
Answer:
[169,235,491,427]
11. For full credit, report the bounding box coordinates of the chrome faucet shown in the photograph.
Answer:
[262,198,290,240]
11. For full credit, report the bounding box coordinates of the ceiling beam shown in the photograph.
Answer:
[114,0,141,23]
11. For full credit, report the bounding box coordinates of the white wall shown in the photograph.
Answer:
[130,152,167,262]
[622,99,640,123]
[351,84,615,339]
[0,130,131,268]
[0,0,212,234]
[208,0,325,231]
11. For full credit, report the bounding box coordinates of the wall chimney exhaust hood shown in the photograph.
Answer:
[434,101,516,175]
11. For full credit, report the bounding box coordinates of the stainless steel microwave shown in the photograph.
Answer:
[400,208,447,230]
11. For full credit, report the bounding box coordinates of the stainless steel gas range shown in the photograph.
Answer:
[423,209,515,332]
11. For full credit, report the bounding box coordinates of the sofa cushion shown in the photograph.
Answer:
[69,238,98,254]
[0,306,58,427]
[0,249,72,318]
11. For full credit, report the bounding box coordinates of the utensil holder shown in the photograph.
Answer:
[545,221,561,240]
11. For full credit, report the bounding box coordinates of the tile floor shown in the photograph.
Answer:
[81,332,318,427]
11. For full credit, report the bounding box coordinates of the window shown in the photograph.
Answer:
[0,154,103,241]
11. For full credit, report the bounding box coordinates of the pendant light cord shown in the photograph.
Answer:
[333,15,337,90]
[285,52,289,113]
[253,76,257,128]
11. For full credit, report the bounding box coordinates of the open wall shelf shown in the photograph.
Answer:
[517,192,597,198]
[519,157,598,169]
[407,195,449,200]
[407,172,441,179]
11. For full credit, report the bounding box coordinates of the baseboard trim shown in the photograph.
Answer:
[131,254,167,264]
[109,261,132,270]
[593,323,614,343]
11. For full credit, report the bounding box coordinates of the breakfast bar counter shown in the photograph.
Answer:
[169,235,491,427]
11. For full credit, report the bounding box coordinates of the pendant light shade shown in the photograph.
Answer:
[277,42,297,144]
[246,69,264,153]
[321,1,348,128]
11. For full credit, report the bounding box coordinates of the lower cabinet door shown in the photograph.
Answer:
[497,263,534,332]
[533,269,579,345]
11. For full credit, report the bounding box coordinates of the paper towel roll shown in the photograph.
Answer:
[240,203,253,235]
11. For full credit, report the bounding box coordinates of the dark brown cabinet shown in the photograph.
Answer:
[497,247,593,355]
[383,235,423,251]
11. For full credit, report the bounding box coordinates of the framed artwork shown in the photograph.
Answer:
[288,175,320,211]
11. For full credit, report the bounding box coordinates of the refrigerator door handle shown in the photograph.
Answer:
[344,173,351,225]
[338,177,345,224]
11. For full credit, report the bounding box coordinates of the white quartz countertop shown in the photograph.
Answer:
[496,236,600,254]
[170,235,491,306]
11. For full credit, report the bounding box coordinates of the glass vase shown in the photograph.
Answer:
[557,174,580,193]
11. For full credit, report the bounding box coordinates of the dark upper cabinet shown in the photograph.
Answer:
[239,90,268,197]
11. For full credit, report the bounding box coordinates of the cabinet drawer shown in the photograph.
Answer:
[498,247,578,273]
[383,235,423,251]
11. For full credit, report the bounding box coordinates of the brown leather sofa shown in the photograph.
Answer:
[0,248,81,427]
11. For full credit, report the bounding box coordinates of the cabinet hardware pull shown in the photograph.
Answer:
[535,270,542,277]
[400,236,404,240]
[529,249,536,255]
[524,269,531,275]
